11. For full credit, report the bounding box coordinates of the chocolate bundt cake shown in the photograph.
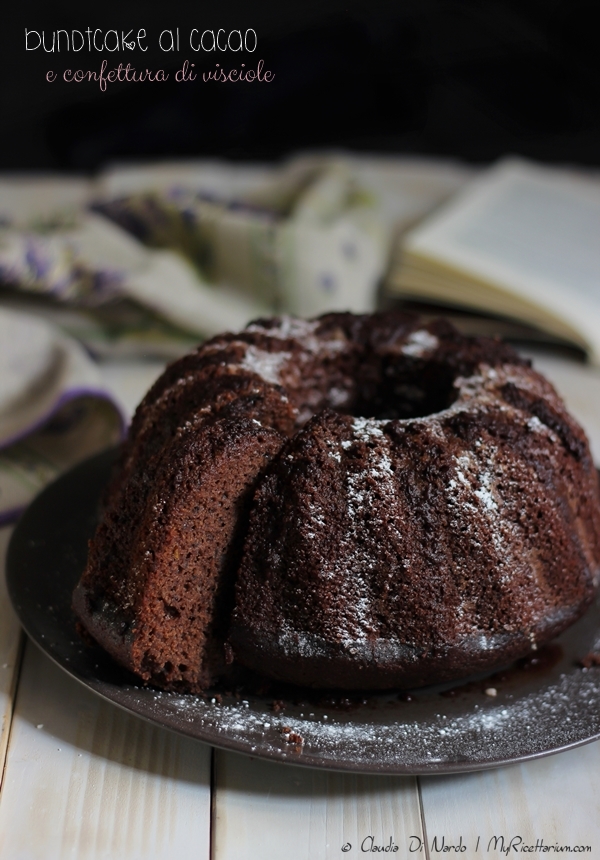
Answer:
[73,312,600,691]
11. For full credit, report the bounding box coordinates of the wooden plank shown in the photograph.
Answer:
[213,749,424,860]
[419,741,600,855]
[0,527,23,789]
[0,642,212,860]
[0,361,163,795]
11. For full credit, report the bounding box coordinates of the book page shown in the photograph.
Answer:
[399,158,600,359]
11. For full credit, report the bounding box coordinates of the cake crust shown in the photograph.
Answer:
[74,312,600,691]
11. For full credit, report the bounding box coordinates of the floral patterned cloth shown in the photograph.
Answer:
[0,155,471,357]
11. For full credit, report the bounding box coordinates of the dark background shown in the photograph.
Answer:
[1,0,599,171]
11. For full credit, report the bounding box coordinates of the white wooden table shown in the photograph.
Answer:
[1,354,600,860]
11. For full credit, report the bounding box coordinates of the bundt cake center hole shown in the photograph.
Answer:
[346,365,460,420]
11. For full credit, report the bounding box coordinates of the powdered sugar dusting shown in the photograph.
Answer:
[131,643,600,773]
[401,329,439,358]
[445,442,526,611]
[328,386,350,408]
[350,416,385,441]
[331,419,399,642]
[247,316,319,341]
[240,346,292,385]
[474,467,498,512]
[449,450,500,518]
[246,316,346,357]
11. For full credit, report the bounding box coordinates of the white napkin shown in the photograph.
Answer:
[0,155,472,357]
[0,307,125,523]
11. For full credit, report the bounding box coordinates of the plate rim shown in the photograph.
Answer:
[6,448,600,776]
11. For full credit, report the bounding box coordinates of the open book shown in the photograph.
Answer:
[387,158,600,363]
